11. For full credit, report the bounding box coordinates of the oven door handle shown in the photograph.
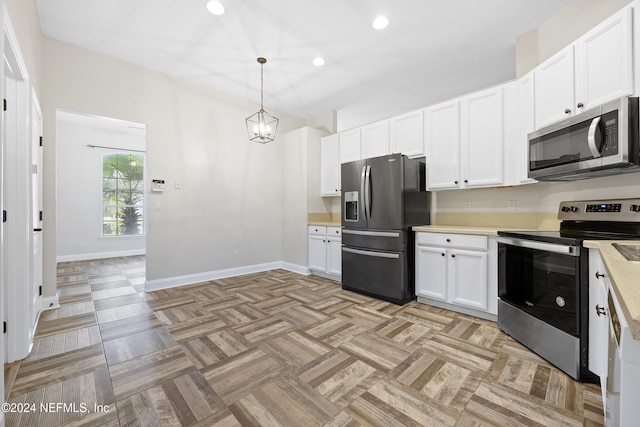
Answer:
[497,236,579,256]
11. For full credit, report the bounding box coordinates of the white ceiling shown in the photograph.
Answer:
[35,0,568,129]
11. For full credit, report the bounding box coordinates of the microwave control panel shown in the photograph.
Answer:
[600,112,619,156]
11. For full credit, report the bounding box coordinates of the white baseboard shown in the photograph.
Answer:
[145,261,309,292]
[40,289,61,311]
[57,249,145,263]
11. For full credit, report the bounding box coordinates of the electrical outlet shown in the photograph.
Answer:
[464,202,471,211]
[233,250,240,259]
[174,179,181,189]
[507,200,516,212]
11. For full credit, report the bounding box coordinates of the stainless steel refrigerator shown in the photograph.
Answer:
[341,153,430,304]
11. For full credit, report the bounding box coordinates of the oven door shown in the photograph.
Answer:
[497,237,581,336]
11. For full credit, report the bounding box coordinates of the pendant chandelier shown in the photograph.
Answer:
[246,57,279,143]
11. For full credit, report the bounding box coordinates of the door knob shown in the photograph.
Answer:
[577,102,584,108]
[565,108,571,114]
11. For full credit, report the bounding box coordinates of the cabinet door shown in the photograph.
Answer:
[588,251,609,380]
[460,87,504,188]
[574,6,632,112]
[361,120,390,159]
[390,110,424,157]
[415,245,447,301]
[321,134,340,196]
[518,73,536,184]
[448,249,488,310]
[327,236,342,277]
[425,101,460,190]
[534,46,575,129]
[339,128,362,164]
[308,234,327,272]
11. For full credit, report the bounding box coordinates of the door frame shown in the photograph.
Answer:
[3,4,36,363]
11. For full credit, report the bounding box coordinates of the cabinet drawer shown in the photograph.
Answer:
[308,226,327,236]
[327,227,342,238]
[416,232,487,250]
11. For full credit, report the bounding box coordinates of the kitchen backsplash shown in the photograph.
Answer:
[308,212,341,224]
[434,212,559,230]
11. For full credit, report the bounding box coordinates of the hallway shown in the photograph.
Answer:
[5,256,604,426]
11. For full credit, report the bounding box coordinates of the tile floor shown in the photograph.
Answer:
[4,256,604,426]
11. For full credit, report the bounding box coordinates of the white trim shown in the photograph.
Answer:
[145,261,309,292]
[280,262,311,276]
[40,290,61,312]
[56,249,146,263]
[309,270,341,282]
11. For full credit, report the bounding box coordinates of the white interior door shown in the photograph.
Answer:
[30,92,42,342]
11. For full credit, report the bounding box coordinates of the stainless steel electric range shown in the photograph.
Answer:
[496,198,640,382]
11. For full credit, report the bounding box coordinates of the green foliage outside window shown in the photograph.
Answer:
[102,153,144,236]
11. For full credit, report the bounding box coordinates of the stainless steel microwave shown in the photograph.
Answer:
[528,96,639,181]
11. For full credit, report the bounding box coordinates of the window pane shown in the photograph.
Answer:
[102,153,145,236]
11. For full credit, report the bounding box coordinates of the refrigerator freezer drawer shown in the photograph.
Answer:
[341,247,412,304]
[342,229,406,252]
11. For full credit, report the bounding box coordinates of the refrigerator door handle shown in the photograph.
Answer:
[360,165,367,220]
[342,247,400,259]
[365,165,371,220]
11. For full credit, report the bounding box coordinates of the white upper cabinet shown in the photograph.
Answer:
[390,110,425,157]
[460,86,504,188]
[574,6,633,110]
[339,128,361,164]
[502,74,536,186]
[426,86,504,190]
[535,6,633,129]
[425,100,461,190]
[361,120,390,159]
[534,46,575,129]
[320,134,340,197]
[517,73,536,184]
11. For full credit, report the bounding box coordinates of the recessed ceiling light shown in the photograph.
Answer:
[205,0,225,15]
[312,57,326,67]
[372,15,389,30]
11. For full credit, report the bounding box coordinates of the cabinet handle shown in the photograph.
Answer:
[565,108,571,114]
[577,102,584,108]
[464,179,468,183]
[454,180,459,185]
[441,253,445,256]
[595,304,606,317]
[595,271,606,279]
[451,254,456,258]
[446,238,451,243]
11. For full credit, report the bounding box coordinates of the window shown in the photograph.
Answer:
[102,153,144,236]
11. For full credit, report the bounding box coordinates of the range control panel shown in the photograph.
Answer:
[558,198,640,221]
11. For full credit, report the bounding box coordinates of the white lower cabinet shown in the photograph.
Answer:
[415,232,497,320]
[308,226,341,280]
[588,250,609,401]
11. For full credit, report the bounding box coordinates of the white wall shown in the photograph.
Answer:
[56,112,146,261]
[41,37,307,292]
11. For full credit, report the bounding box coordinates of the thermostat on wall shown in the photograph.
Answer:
[152,179,165,192]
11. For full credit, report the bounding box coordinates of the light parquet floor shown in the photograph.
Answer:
[4,256,604,426]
